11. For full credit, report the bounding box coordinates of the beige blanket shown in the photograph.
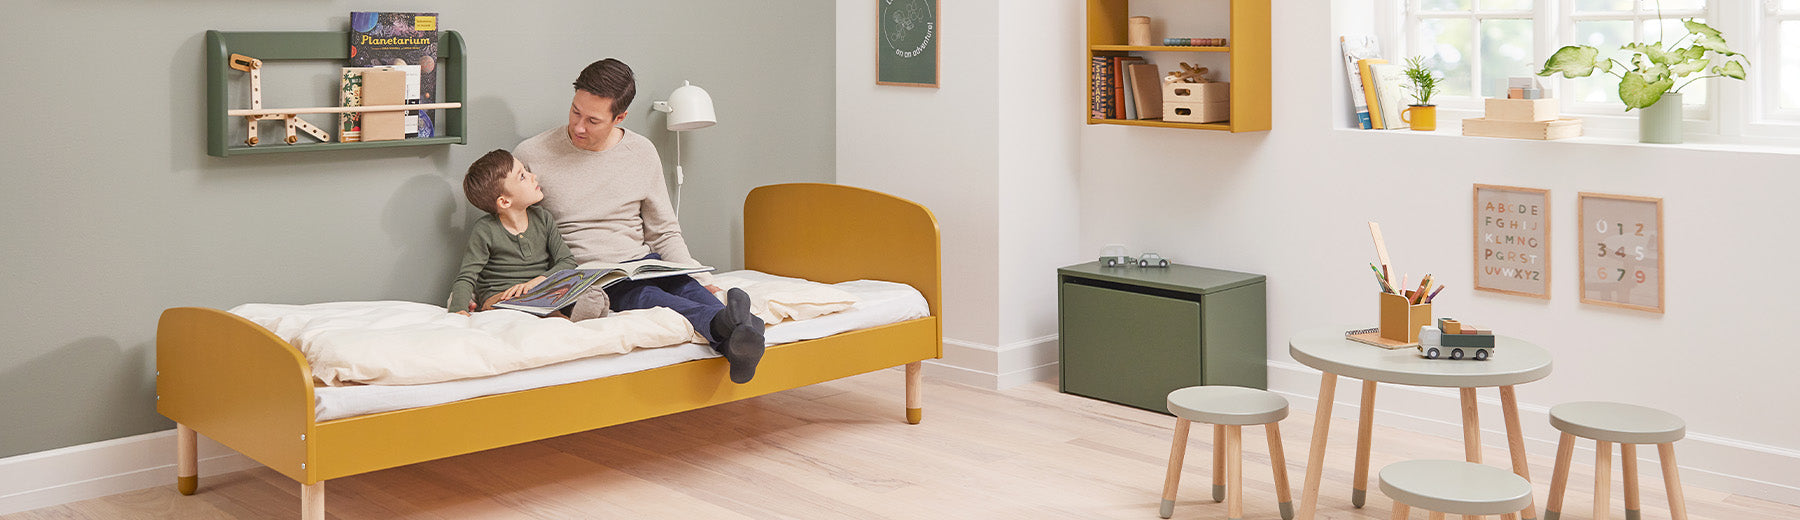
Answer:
[232,301,701,386]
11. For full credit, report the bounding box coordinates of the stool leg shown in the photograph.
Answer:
[1658,443,1688,520]
[1227,424,1243,520]
[1429,512,1447,520]
[1500,386,1536,520]
[1267,422,1294,520]
[1214,424,1226,502]
[1161,418,1193,519]
[1392,502,1411,520]
[1354,380,1377,508]
[1595,441,1613,520]
[1296,372,1338,520]
[1623,444,1640,520]
[1544,432,1576,520]
[1459,387,1484,520]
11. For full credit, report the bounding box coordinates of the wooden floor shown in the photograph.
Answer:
[9,371,1796,519]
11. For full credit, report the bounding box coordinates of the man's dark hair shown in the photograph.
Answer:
[463,149,514,215]
[573,58,636,117]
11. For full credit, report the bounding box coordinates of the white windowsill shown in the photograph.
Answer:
[1334,117,1800,158]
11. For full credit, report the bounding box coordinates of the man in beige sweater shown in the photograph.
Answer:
[514,59,764,384]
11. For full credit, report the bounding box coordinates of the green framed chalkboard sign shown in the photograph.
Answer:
[878,0,939,87]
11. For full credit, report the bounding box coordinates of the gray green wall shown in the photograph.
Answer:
[0,1,835,459]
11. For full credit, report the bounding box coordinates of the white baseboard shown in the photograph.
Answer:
[0,429,259,515]
[926,336,1060,389]
[1267,360,1800,507]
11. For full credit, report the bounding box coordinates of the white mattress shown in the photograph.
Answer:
[310,273,928,421]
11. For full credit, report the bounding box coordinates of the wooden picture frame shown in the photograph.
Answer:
[1579,192,1664,313]
[877,0,939,87]
[1473,184,1551,299]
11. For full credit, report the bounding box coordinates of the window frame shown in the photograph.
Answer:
[1383,0,1800,142]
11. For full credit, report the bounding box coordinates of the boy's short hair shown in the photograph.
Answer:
[463,149,514,215]
[572,58,636,117]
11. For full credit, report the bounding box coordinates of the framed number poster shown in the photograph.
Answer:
[1473,184,1551,298]
[1579,193,1664,313]
[878,0,939,87]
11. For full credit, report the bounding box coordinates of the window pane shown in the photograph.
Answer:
[1658,0,1705,11]
[1479,0,1531,10]
[1421,0,1472,12]
[1785,21,1800,109]
[1573,21,1630,105]
[1420,18,1475,98]
[1573,0,1633,12]
[1481,19,1535,97]
[1785,0,1800,11]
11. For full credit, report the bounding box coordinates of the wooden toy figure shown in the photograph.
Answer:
[1163,62,1210,84]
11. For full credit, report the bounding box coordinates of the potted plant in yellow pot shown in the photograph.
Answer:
[1536,17,1748,144]
[1400,56,1441,131]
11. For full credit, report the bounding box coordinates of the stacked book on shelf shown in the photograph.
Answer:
[1090,56,1162,121]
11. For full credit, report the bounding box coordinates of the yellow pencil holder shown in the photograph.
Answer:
[1379,292,1432,343]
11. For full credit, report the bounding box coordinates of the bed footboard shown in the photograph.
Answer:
[157,307,317,485]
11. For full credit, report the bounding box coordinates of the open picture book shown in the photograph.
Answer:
[492,259,714,316]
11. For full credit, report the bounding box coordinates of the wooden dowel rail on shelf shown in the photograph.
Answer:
[205,29,468,157]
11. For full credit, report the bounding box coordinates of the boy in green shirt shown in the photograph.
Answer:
[447,149,584,316]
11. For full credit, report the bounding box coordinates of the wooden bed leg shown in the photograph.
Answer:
[176,424,198,495]
[905,361,923,424]
[302,481,325,520]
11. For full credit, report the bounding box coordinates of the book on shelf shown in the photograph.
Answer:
[1113,56,1144,119]
[1367,62,1410,130]
[492,258,716,316]
[357,67,407,141]
[1091,56,1113,119]
[1356,58,1389,129]
[338,68,364,142]
[349,11,438,138]
[1339,36,1381,129]
[1127,63,1162,120]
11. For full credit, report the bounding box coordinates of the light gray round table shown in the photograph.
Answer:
[1288,327,1553,520]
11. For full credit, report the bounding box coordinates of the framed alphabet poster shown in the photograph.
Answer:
[1579,192,1664,313]
[878,0,939,87]
[1473,184,1551,298]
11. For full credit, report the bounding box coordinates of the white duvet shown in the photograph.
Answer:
[229,270,886,388]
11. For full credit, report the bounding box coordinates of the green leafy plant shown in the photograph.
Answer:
[1401,56,1441,106]
[1537,18,1749,111]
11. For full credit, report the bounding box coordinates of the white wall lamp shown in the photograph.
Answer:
[651,80,716,216]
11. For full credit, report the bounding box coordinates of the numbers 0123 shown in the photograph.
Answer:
[1592,218,1646,284]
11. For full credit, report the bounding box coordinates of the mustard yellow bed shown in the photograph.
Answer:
[156,183,942,519]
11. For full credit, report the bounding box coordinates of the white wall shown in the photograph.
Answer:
[838,0,1800,506]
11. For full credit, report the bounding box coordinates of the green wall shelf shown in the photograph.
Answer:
[205,30,467,157]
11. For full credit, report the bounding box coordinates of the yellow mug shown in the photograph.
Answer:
[1401,105,1436,131]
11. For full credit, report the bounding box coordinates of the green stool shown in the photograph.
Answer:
[1544,402,1688,520]
[1379,459,1533,519]
[1160,386,1293,520]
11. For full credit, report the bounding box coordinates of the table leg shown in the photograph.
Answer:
[1596,441,1614,520]
[1353,380,1377,508]
[1623,443,1640,520]
[1296,372,1338,520]
[1214,424,1226,502]
[1161,418,1193,519]
[1227,425,1244,520]
[1500,386,1537,520]
[1460,387,1483,520]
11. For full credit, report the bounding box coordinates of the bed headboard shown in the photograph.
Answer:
[744,183,941,320]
